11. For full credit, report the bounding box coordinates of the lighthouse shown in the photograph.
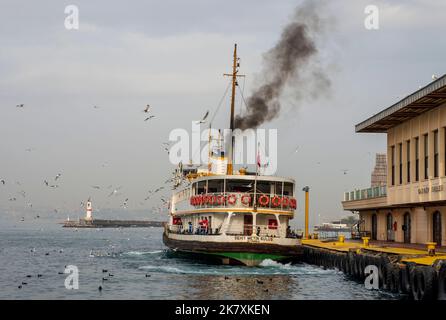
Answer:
[85,198,93,221]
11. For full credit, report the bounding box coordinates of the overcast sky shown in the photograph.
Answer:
[1,0,445,226]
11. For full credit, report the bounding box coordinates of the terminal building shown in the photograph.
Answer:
[343,75,446,247]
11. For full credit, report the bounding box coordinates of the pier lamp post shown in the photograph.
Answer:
[302,186,310,239]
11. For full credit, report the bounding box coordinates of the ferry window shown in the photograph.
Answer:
[207,179,224,193]
[399,143,402,184]
[283,183,293,196]
[197,181,206,194]
[415,137,419,181]
[256,181,271,194]
[424,134,429,179]
[407,140,410,183]
[274,182,283,195]
[434,130,439,178]
[226,180,254,193]
[391,146,395,186]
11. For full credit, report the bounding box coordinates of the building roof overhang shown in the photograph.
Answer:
[356,75,446,133]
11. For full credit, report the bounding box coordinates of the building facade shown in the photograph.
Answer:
[343,75,446,247]
[371,153,387,187]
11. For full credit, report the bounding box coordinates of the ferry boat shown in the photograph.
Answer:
[162,44,302,266]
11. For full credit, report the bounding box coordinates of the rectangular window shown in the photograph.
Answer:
[415,137,419,181]
[391,146,395,186]
[407,140,411,183]
[424,134,429,179]
[434,130,439,178]
[399,143,403,184]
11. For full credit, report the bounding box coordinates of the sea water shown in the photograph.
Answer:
[0,218,400,300]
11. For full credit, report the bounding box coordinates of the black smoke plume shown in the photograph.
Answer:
[235,0,331,130]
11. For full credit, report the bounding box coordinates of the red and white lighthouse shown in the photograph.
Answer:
[85,199,93,221]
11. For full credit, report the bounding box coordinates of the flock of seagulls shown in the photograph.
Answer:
[2,101,180,218]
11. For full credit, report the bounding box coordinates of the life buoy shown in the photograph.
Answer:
[241,195,251,206]
[190,196,195,205]
[271,196,281,207]
[290,198,297,209]
[258,195,269,206]
[259,194,269,207]
[226,194,237,205]
[216,195,225,205]
[281,197,290,208]
[208,195,216,205]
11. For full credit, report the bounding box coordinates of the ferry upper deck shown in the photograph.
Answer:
[171,173,297,216]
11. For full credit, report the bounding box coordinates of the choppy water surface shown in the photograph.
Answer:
[0,221,400,299]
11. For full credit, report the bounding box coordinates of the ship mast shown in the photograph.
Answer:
[224,43,244,175]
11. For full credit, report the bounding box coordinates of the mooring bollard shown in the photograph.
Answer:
[338,234,345,243]
[362,237,370,247]
[426,242,436,256]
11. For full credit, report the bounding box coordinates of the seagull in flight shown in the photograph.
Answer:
[54,173,62,181]
[16,104,24,108]
[44,180,49,186]
[196,110,209,124]
[0,179,5,185]
[144,115,155,121]
[341,169,349,175]
[143,104,151,113]
[91,185,101,189]
[108,186,122,197]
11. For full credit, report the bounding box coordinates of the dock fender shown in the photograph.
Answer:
[344,253,351,275]
[341,254,348,273]
[329,252,336,269]
[315,250,321,266]
[400,263,412,294]
[385,263,398,293]
[357,254,366,280]
[435,260,446,300]
[336,253,343,271]
[411,266,437,300]
[347,252,355,277]
[393,264,404,294]
[378,255,391,289]
[353,254,361,279]
[326,251,332,269]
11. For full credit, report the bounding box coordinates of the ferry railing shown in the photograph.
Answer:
[225,224,281,238]
[167,223,223,236]
[343,185,387,201]
[190,192,296,212]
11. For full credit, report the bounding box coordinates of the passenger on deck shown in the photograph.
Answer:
[203,218,209,235]
[188,221,193,234]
